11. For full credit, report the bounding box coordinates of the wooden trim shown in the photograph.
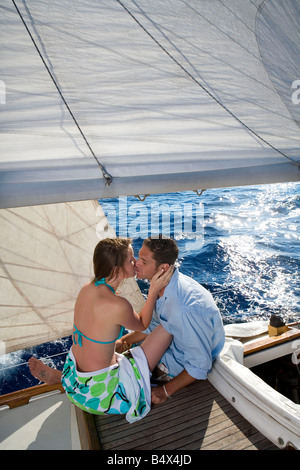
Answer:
[244,327,300,356]
[0,383,64,409]
[75,407,101,450]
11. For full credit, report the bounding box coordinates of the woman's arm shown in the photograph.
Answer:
[116,265,174,332]
[115,331,148,353]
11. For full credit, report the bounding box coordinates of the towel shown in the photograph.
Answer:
[117,346,151,423]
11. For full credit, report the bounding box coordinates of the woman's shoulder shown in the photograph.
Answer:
[94,288,133,312]
[112,293,133,311]
[79,280,93,293]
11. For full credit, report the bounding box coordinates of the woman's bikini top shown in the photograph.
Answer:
[73,278,125,347]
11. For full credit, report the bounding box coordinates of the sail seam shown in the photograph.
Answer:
[117,0,300,169]
[12,0,113,186]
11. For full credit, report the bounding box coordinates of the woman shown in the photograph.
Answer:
[29,238,173,423]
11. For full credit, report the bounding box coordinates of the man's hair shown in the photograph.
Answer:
[143,235,179,267]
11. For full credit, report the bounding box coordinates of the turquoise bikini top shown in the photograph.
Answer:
[73,278,125,347]
[94,278,115,292]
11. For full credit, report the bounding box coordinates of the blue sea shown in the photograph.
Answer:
[1,182,299,395]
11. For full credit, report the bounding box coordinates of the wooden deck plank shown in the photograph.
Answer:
[98,393,230,448]
[98,381,215,435]
[94,380,278,450]
[97,384,233,449]
[97,381,219,441]
[158,407,253,450]
[108,402,237,450]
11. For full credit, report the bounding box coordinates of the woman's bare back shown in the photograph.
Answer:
[72,282,128,372]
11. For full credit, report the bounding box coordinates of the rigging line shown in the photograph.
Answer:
[0,351,68,371]
[117,0,300,169]
[12,0,113,186]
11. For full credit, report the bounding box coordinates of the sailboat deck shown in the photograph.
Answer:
[94,380,278,450]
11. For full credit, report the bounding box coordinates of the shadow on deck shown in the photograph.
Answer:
[94,380,278,450]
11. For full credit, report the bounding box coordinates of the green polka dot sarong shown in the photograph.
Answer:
[61,347,151,423]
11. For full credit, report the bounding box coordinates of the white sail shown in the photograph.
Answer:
[0,0,299,209]
[0,0,299,353]
[0,200,144,354]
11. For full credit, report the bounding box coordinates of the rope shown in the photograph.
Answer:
[0,351,68,371]
[116,0,300,169]
[12,0,113,186]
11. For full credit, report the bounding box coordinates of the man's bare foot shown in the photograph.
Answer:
[28,357,62,385]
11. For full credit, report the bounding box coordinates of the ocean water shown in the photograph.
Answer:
[1,182,299,394]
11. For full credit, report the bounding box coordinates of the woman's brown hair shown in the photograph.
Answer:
[92,238,132,282]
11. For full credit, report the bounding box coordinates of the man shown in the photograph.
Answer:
[117,236,225,405]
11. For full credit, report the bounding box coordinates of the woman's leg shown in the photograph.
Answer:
[28,357,62,384]
[140,325,172,372]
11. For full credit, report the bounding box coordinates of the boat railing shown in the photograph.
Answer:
[0,382,64,409]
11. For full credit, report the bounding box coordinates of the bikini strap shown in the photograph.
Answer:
[73,324,83,347]
[95,278,115,293]
[73,324,124,347]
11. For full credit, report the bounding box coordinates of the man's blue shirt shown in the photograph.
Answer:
[144,269,225,380]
